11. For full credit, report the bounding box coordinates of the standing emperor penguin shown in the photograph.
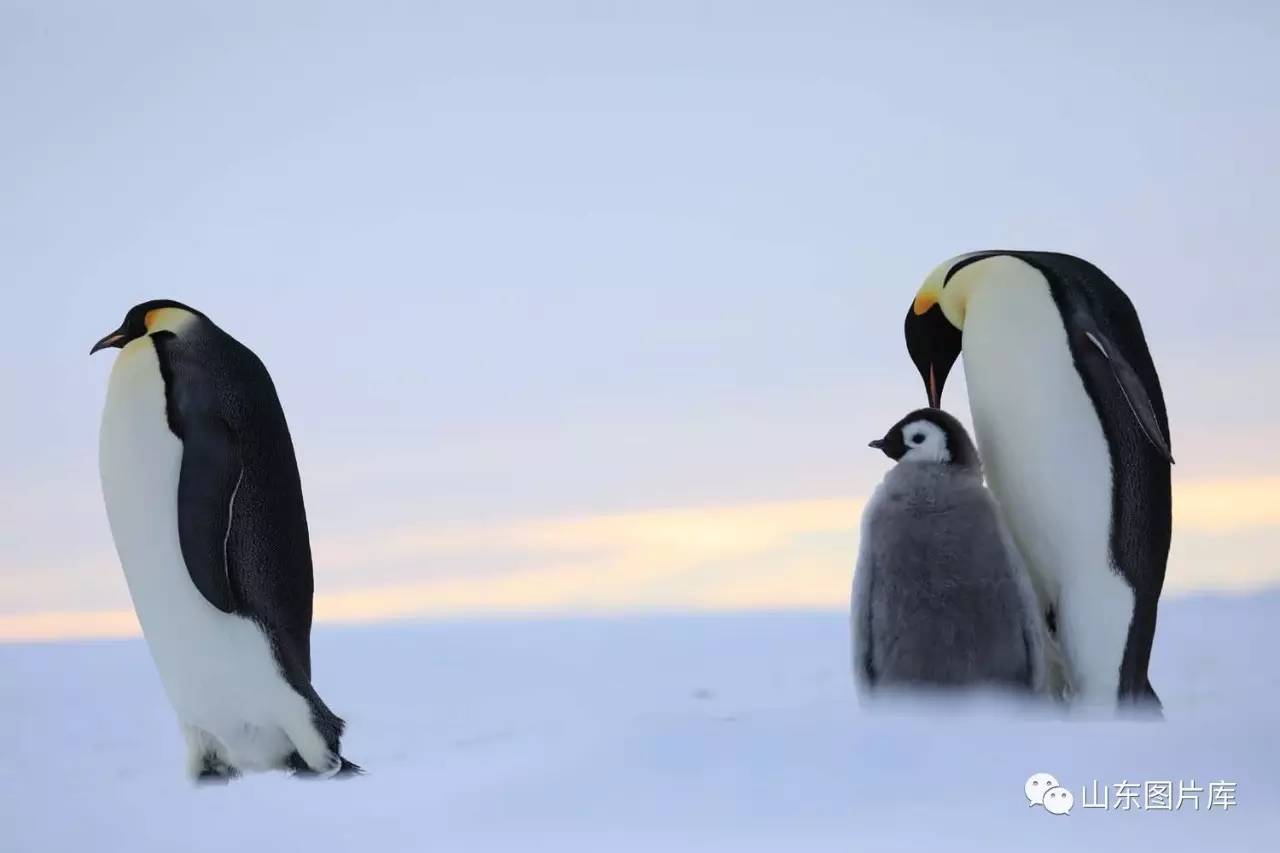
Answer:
[853,409,1047,695]
[92,300,359,780]
[903,251,1172,709]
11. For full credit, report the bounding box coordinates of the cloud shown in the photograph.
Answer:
[1,478,1277,642]
[1172,475,1280,533]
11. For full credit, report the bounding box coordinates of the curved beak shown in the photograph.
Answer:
[904,301,962,409]
[90,329,128,355]
[868,439,885,450]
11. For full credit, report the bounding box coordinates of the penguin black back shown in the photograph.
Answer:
[152,316,317,677]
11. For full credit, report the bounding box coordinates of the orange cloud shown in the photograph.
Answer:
[2,478,1277,642]
[1173,475,1280,532]
[0,609,139,643]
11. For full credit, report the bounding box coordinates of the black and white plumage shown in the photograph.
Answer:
[904,251,1172,710]
[92,300,358,781]
[852,409,1047,694]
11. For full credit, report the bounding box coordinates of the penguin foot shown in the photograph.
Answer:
[194,756,240,786]
[286,751,363,780]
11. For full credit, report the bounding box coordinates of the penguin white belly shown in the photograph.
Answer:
[961,280,1134,704]
[98,339,304,770]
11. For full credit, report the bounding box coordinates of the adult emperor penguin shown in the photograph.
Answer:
[853,408,1047,695]
[903,251,1172,710]
[92,300,359,780]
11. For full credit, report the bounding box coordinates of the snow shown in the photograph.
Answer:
[2,592,1277,851]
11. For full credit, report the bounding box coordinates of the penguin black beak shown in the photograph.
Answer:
[869,431,905,460]
[90,330,128,354]
[904,303,962,409]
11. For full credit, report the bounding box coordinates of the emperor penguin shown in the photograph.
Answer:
[852,408,1047,695]
[903,251,1172,710]
[92,300,359,781]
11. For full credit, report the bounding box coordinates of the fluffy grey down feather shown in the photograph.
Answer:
[852,455,1048,695]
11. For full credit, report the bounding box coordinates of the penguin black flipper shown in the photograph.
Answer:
[1079,327,1175,464]
[176,410,241,614]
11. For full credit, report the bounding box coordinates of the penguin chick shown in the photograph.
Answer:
[851,408,1048,696]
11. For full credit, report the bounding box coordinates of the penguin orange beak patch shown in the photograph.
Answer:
[90,332,128,354]
[913,292,938,316]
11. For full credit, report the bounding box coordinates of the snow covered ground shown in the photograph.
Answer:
[3,591,1277,851]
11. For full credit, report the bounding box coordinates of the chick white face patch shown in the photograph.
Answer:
[898,420,950,463]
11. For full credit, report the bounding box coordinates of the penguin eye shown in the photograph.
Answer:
[911,433,925,445]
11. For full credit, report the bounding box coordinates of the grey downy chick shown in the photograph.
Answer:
[852,408,1049,696]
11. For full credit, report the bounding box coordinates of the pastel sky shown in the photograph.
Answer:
[3,1,1279,641]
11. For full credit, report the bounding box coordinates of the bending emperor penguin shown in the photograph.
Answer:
[853,408,1046,695]
[904,251,1172,710]
[92,300,359,781]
